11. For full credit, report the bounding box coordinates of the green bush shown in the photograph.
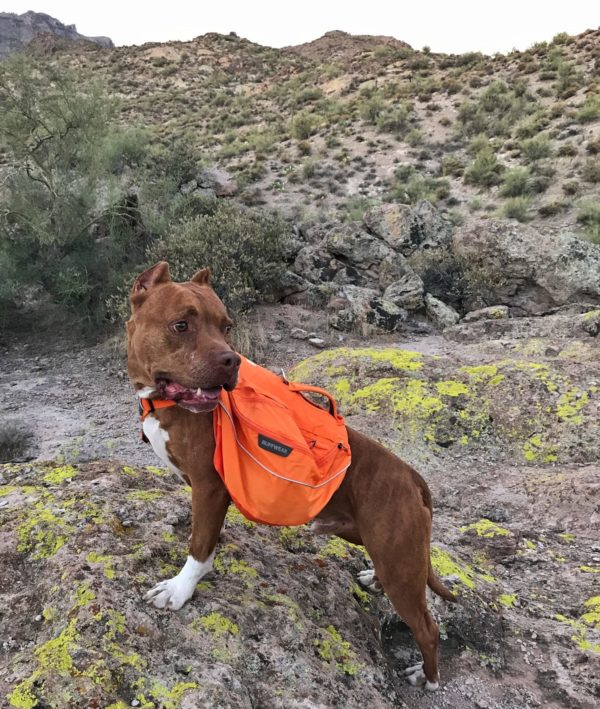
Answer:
[500,167,532,197]
[290,111,318,140]
[502,197,531,221]
[581,158,600,183]
[442,155,465,177]
[376,103,414,135]
[147,202,291,312]
[464,148,504,187]
[457,80,537,137]
[576,95,600,124]
[0,55,146,323]
[520,134,553,161]
[576,200,600,243]
[387,165,450,204]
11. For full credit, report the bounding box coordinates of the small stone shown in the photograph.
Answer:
[270,333,283,343]
[544,346,560,357]
[290,327,309,340]
[131,700,140,707]
[34,615,42,622]
[308,337,326,349]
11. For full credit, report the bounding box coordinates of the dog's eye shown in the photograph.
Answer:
[173,321,188,333]
[224,324,233,335]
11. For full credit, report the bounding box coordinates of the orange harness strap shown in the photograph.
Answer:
[139,397,177,421]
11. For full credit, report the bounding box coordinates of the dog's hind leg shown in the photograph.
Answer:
[145,476,230,610]
[359,523,441,690]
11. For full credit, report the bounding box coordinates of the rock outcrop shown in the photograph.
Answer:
[0,11,113,58]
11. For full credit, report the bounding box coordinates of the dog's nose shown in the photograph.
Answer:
[216,350,241,375]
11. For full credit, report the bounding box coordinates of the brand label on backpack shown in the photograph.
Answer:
[258,434,293,457]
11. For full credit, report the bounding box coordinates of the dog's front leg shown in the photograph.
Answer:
[145,477,230,610]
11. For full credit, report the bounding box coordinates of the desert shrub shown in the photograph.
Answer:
[147,202,291,312]
[464,148,504,187]
[562,180,579,196]
[538,201,566,217]
[576,95,600,123]
[293,87,324,105]
[0,55,146,324]
[360,94,386,124]
[290,111,318,140]
[515,109,550,139]
[500,167,532,197]
[457,80,537,137]
[387,165,450,204]
[576,200,600,243]
[376,102,415,135]
[441,155,465,177]
[581,158,600,183]
[0,423,32,463]
[520,134,552,161]
[502,197,531,221]
[557,143,578,157]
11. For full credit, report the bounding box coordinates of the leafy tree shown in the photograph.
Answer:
[0,55,145,322]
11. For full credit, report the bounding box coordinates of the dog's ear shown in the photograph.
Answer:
[191,267,211,286]
[130,262,171,307]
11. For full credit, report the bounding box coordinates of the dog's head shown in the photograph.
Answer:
[127,262,240,413]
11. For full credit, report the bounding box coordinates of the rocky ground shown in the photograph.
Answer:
[1,302,599,708]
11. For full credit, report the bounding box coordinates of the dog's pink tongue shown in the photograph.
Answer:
[162,382,221,403]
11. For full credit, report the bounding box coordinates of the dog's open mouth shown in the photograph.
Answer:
[156,379,223,412]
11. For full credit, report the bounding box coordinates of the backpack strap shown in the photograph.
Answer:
[286,382,340,418]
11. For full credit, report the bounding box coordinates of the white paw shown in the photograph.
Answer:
[357,569,382,592]
[145,576,195,610]
[405,662,439,691]
[144,553,214,611]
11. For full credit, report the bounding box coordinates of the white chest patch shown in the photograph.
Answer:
[142,415,186,482]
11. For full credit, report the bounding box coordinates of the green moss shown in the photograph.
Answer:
[7,678,38,708]
[226,505,256,528]
[42,465,77,484]
[315,625,361,676]
[214,545,258,581]
[127,489,163,502]
[498,593,518,608]
[162,531,177,543]
[351,583,371,608]
[430,546,476,589]
[556,388,588,424]
[291,347,423,382]
[436,380,470,397]
[17,501,74,559]
[461,518,510,538]
[0,485,19,497]
[86,552,116,579]
[555,597,600,653]
[460,364,499,381]
[42,607,57,621]
[579,565,600,574]
[583,309,600,321]
[73,583,96,607]
[121,465,139,477]
[263,593,303,629]
[147,681,198,709]
[36,617,79,674]
[278,526,305,550]
[318,537,364,559]
[558,532,575,543]
[146,465,167,477]
[194,612,239,637]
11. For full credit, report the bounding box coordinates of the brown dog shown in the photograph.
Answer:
[127,262,455,691]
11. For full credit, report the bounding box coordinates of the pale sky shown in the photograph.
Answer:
[4,0,599,54]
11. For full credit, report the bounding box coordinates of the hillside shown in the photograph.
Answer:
[14,25,599,236]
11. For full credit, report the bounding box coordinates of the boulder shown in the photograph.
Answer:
[425,294,460,330]
[197,167,238,197]
[453,220,600,315]
[363,201,452,256]
[382,262,425,312]
[328,285,407,332]
[462,305,509,323]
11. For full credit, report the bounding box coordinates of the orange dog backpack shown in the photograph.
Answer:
[213,356,351,526]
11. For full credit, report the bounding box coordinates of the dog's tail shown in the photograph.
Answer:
[427,561,457,602]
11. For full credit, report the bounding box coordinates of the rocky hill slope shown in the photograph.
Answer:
[0,11,113,58]
[13,24,598,238]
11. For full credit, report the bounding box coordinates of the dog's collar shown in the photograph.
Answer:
[139,396,177,421]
